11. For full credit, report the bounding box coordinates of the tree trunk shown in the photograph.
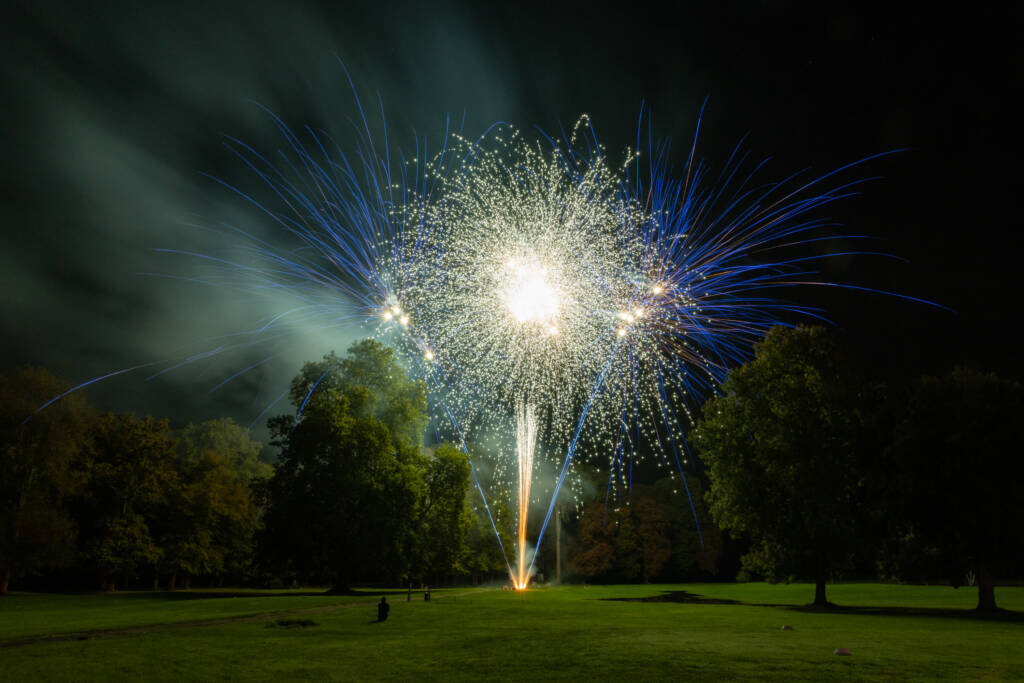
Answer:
[813,554,829,607]
[169,570,177,591]
[813,577,828,606]
[976,566,997,610]
[0,566,10,595]
[100,569,116,593]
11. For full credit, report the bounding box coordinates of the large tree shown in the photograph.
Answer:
[260,341,428,591]
[413,443,474,583]
[0,367,92,595]
[693,325,873,606]
[886,367,1024,610]
[74,413,177,590]
[571,495,672,583]
[571,502,616,580]
[152,419,266,589]
[177,418,271,483]
[463,481,514,585]
[643,478,721,580]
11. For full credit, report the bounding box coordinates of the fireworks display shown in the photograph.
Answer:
[193,87,919,588]
[26,79,921,588]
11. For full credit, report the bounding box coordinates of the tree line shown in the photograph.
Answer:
[3,330,1022,609]
[1,364,274,594]
[692,325,1024,610]
[0,343,508,595]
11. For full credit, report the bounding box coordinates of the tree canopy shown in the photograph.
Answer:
[7,332,1022,597]
[0,367,93,594]
[178,418,271,483]
[886,366,1024,610]
[260,340,460,591]
[73,413,177,590]
[693,325,872,605]
[154,419,266,589]
[288,340,428,449]
[571,498,671,583]
[413,443,475,582]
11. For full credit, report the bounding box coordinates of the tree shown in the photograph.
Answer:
[571,495,672,583]
[886,367,1024,610]
[0,367,92,595]
[327,340,427,448]
[414,444,474,583]
[463,482,514,585]
[646,478,722,580]
[571,502,616,580]
[693,325,871,606]
[178,418,271,483]
[74,413,177,590]
[152,419,265,589]
[260,341,428,591]
[631,496,672,582]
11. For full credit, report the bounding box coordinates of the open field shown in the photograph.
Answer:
[2,583,1022,681]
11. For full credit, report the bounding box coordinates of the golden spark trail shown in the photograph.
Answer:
[515,399,536,589]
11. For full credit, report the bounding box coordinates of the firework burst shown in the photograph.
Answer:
[31,75,932,587]
[334,105,905,585]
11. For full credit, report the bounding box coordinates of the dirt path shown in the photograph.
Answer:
[0,588,489,649]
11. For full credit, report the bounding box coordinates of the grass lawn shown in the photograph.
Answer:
[1,583,1022,681]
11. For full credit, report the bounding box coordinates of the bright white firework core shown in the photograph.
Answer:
[503,259,561,325]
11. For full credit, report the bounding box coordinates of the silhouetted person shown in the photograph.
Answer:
[377,596,390,622]
[424,586,431,602]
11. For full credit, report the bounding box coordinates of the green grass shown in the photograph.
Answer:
[0,586,463,641]
[2,583,1022,681]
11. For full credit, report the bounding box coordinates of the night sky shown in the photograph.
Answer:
[1,1,1018,440]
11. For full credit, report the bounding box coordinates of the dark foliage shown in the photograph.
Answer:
[884,367,1024,609]
[694,325,876,605]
